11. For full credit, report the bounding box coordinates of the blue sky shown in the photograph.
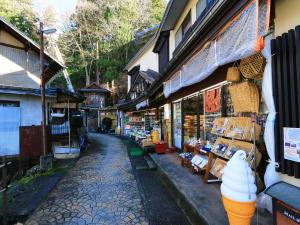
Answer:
[32,0,77,21]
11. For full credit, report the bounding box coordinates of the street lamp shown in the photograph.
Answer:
[39,22,56,157]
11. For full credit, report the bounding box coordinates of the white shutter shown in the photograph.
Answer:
[0,106,20,156]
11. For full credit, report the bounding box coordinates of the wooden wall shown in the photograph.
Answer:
[272,25,300,178]
[20,126,52,158]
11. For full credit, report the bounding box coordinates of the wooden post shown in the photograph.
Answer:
[68,100,71,152]
[204,152,214,183]
[40,22,47,156]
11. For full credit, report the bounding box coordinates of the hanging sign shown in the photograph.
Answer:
[205,89,221,113]
[283,128,300,163]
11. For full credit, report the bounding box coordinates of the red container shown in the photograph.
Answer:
[155,142,168,154]
[167,146,176,153]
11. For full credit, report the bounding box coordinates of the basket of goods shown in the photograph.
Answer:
[229,140,262,169]
[211,117,230,135]
[228,81,260,115]
[225,117,261,141]
[226,67,241,82]
[212,138,232,157]
[179,152,194,167]
[210,158,227,179]
[142,139,154,147]
[191,154,209,172]
[238,53,266,80]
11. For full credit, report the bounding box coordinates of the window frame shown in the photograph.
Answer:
[175,11,192,48]
[0,100,20,107]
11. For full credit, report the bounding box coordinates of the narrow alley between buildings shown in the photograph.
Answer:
[25,134,190,225]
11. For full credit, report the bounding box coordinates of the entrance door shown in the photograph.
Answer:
[173,102,182,149]
[0,102,20,156]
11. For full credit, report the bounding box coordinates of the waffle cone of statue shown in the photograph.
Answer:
[221,150,257,225]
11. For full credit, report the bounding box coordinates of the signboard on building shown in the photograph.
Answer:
[284,128,300,163]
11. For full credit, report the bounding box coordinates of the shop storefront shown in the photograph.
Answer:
[123,109,155,137]
[119,0,300,223]
[172,101,182,149]
[170,82,232,150]
[154,1,277,220]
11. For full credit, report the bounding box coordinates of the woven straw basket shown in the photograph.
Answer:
[238,53,266,80]
[226,67,241,82]
[228,81,260,115]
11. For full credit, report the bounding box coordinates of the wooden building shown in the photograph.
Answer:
[0,17,64,157]
[80,82,111,108]
[80,82,117,132]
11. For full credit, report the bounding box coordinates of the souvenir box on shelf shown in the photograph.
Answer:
[211,137,231,158]
[142,139,154,147]
[229,139,262,169]
[211,137,262,169]
[211,117,261,141]
[191,154,209,172]
[209,158,227,179]
[225,117,261,141]
[211,117,229,135]
[183,137,199,151]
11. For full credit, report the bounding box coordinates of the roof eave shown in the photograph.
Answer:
[0,17,65,81]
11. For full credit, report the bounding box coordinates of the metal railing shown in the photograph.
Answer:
[51,122,69,135]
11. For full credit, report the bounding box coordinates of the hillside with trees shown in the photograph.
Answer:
[0,0,166,99]
[56,0,166,92]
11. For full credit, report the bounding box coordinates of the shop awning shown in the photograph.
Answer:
[163,0,271,97]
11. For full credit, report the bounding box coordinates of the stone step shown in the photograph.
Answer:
[143,155,157,170]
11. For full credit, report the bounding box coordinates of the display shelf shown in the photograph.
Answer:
[179,143,209,174]
[211,117,261,141]
[204,116,262,183]
[204,138,262,183]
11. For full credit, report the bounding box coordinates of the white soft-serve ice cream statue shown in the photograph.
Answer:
[221,150,257,225]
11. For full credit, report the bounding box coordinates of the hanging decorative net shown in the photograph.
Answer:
[216,0,259,65]
[170,71,181,93]
[163,0,271,98]
[181,42,217,87]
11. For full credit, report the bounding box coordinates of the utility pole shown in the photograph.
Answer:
[39,22,56,168]
[96,41,100,84]
[40,21,47,157]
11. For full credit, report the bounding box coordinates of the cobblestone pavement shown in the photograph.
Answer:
[25,134,149,225]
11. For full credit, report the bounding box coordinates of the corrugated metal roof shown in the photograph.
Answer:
[0,85,55,97]
[0,17,64,80]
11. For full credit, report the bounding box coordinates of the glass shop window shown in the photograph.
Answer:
[159,107,164,139]
[198,94,205,141]
[173,101,182,149]
[183,95,198,143]
[0,100,20,107]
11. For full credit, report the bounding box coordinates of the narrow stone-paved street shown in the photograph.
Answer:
[25,134,148,225]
